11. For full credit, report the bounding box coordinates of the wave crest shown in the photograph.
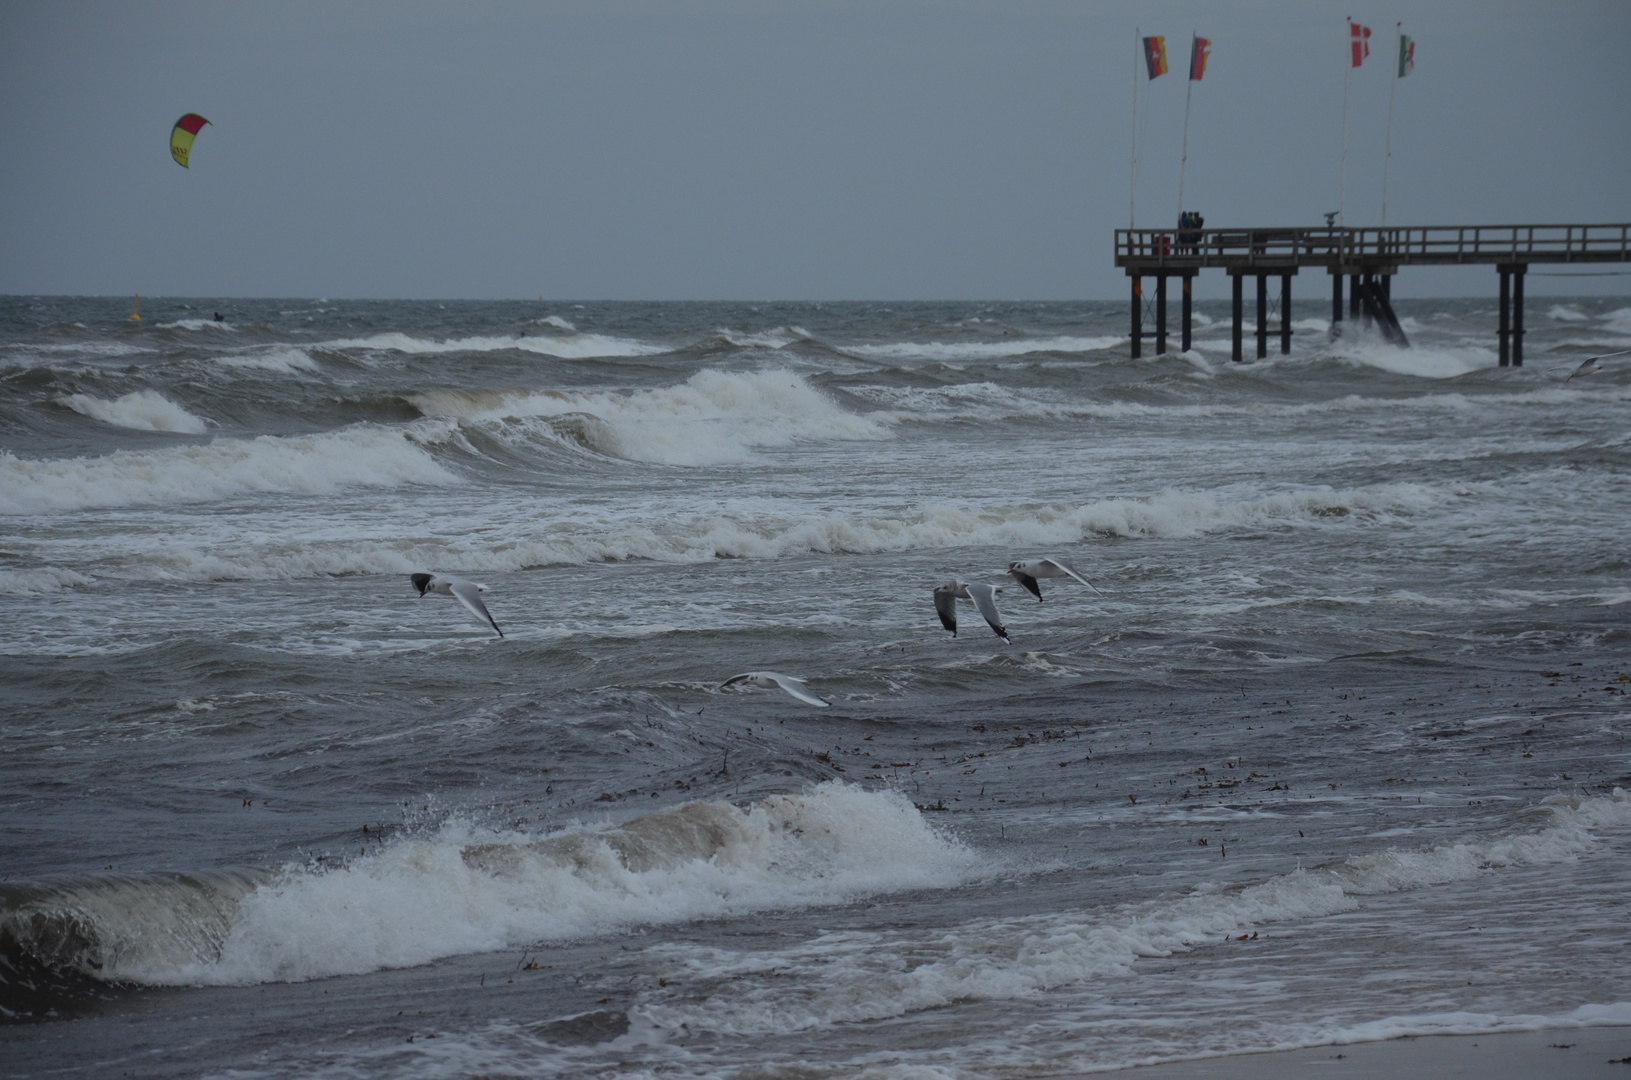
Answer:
[0,785,969,989]
[56,390,209,434]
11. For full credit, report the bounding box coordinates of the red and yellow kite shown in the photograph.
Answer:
[170,114,211,168]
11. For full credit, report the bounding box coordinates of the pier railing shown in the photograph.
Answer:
[1116,223,1631,271]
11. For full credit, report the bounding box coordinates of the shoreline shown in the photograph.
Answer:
[1096,1026,1631,1078]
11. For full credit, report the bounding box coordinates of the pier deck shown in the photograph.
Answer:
[1114,223,1631,365]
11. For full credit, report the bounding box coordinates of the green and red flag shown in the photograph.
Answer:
[1143,36,1169,79]
[1189,35,1211,80]
[1397,34,1415,77]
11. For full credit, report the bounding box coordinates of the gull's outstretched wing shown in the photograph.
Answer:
[449,579,503,637]
[964,583,1010,643]
[1040,558,1104,597]
[767,673,831,708]
[933,584,959,636]
[1010,570,1042,601]
[1565,347,1630,382]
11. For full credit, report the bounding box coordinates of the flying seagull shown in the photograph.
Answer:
[720,671,831,707]
[1565,347,1631,382]
[934,580,1010,643]
[410,573,503,637]
[1006,558,1104,601]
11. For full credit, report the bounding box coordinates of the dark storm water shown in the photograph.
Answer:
[1,295,1628,1077]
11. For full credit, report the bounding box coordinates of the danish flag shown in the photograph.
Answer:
[1350,21,1372,67]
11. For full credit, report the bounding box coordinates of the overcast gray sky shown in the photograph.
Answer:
[3,0,1627,300]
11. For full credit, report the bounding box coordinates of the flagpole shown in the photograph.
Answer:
[1382,22,1400,227]
[1130,26,1140,228]
[1177,31,1194,223]
[1340,18,1351,227]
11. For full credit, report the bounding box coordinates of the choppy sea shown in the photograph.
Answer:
[2,295,1628,1078]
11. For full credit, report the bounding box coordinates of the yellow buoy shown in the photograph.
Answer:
[129,293,142,321]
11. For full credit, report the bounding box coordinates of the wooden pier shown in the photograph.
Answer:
[1115,223,1631,365]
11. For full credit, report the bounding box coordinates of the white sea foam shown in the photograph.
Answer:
[538,315,576,331]
[91,480,1446,584]
[843,336,1124,362]
[410,368,891,465]
[155,319,236,332]
[639,790,1631,1035]
[0,421,459,514]
[0,340,154,358]
[215,348,320,374]
[322,331,668,359]
[718,326,802,349]
[57,390,210,434]
[1599,306,1631,334]
[106,785,970,985]
[1334,339,1498,379]
[1547,304,1590,322]
[0,566,92,595]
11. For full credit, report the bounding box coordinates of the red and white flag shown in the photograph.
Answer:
[1349,20,1372,67]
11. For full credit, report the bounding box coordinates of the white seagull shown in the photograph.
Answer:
[720,671,831,707]
[934,580,1010,643]
[1564,347,1631,382]
[1005,558,1104,601]
[410,573,503,637]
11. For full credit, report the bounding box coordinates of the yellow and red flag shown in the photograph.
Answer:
[170,113,210,168]
[1189,36,1211,80]
[1142,36,1169,80]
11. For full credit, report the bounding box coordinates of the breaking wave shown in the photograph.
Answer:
[56,390,210,434]
[642,790,1631,1034]
[0,785,970,990]
[321,332,668,359]
[408,367,891,465]
[55,480,1444,583]
[0,421,460,515]
[842,335,1124,362]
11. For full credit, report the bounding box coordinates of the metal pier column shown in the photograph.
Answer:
[1512,266,1526,366]
[1231,273,1244,362]
[1280,274,1292,355]
[1255,274,1268,359]
[1350,274,1362,319]
[1332,271,1343,329]
[1181,275,1194,352]
[1156,274,1168,355]
[1498,268,1510,366]
[1131,276,1142,359]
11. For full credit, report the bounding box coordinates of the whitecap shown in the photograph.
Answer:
[0,420,459,515]
[69,784,973,986]
[409,368,891,466]
[321,332,668,359]
[844,336,1124,362]
[57,390,210,434]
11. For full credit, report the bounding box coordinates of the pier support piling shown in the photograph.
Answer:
[1181,275,1193,352]
[1350,274,1362,319]
[1156,274,1168,355]
[1256,274,1268,359]
[1231,273,1243,363]
[1510,264,1526,366]
[1130,276,1142,359]
[1332,272,1343,330]
[1498,268,1510,366]
[1280,274,1292,355]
